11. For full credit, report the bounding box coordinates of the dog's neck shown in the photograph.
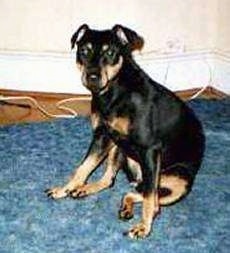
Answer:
[92,57,144,115]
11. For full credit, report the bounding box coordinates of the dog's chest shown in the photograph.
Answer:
[106,115,139,158]
[106,116,130,136]
[91,110,131,136]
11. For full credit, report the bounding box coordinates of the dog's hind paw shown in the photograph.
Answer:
[45,187,70,199]
[118,205,134,220]
[124,222,151,239]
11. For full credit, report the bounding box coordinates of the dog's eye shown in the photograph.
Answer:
[106,49,113,56]
[104,49,116,59]
[80,45,93,59]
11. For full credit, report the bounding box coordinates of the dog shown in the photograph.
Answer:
[46,24,205,239]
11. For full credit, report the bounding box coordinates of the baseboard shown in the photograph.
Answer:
[0,89,91,125]
[0,87,228,125]
[213,53,230,93]
[0,49,230,94]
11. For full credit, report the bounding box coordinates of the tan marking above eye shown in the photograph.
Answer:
[102,44,109,51]
[86,42,93,50]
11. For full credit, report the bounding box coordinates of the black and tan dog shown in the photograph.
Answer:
[46,24,205,239]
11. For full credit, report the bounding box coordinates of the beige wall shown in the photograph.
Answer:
[0,0,72,53]
[0,0,224,54]
[217,0,230,53]
[0,0,229,94]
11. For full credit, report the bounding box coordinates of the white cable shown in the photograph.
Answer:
[0,95,91,119]
[137,49,212,100]
[163,60,170,86]
[189,85,208,100]
[55,96,90,117]
[189,58,212,100]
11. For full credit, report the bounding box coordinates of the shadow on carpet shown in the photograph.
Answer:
[0,99,230,253]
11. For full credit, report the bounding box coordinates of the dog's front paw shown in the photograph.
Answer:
[69,185,89,199]
[124,222,151,239]
[45,187,70,199]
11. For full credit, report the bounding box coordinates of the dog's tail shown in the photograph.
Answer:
[158,174,190,205]
[158,163,195,206]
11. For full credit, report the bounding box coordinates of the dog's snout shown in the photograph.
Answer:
[84,70,102,93]
[88,73,99,82]
[86,69,101,86]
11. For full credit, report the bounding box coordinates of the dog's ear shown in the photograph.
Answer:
[112,25,144,51]
[71,24,89,49]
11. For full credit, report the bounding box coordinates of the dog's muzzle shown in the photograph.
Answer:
[82,69,107,94]
[84,73,101,93]
[87,73,100,84]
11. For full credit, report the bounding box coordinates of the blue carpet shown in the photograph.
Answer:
[0,99,230,253]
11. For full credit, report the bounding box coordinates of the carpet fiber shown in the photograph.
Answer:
[0,99,230,253]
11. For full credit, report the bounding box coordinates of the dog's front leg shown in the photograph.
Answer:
[46,126,113,199]
[126,148,161,239]
[70,145,124,198]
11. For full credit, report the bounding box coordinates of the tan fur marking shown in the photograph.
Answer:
[100,56,123,94]
[67,153,103,188]
[119,192,143,220]
[91,112,100,129]
[86,42,93,50]
[46,152,103,199]
[102,44,109,51]
[123,192,143,206]
[46,142,114,200]
[159,175,188,205]
[108,116,130,135]
[121,175,188,209]
[127,157,142,183]
[105,56,123,80]
[70,145,120,197]
[143,191,159,224]
[127,191,159,238]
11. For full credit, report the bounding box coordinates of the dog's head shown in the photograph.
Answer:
[71,24,144,94]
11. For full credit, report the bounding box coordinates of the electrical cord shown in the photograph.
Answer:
[0,100,31,109]
[189,57,212,100]
[0,95,90,119]
[135,49,210,100]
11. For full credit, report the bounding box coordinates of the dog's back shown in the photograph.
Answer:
[110,55,205,204]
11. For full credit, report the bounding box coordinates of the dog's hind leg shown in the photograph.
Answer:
[70,145,124,198]
[125,149,161,239]
[119,192,143,220]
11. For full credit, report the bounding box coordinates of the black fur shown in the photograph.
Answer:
[72,24,205,197]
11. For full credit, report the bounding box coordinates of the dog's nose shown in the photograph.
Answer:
[87,73,100,84]
[88,74,98,82]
